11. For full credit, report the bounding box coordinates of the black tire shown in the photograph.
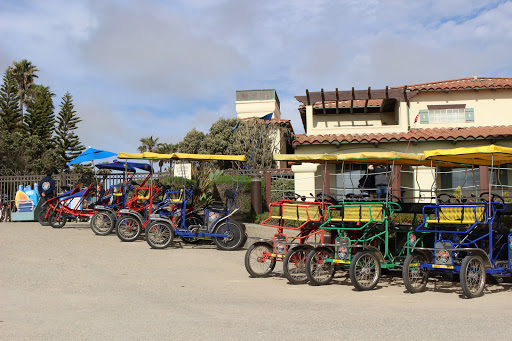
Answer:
[283,246,312,284]
[460,255,486,298]
[90,211,116,236]
[116,215,142,242]
[212,219,244,251]
[245,242,275,277]
[145,220,174,249]
[402,253,429,293]
[350,251,381,291]
[38,206,51,226]
[305,247,335,286]
[49,210,67,229]
[181,214,203,244]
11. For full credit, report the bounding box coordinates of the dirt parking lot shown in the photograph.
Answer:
[1,221,511,340]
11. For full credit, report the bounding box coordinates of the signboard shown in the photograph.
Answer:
[174,163,192,179]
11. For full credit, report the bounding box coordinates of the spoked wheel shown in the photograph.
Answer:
[402,253,429,293]
[116,215,142,242]
[245,242,275,277]
[460,255,486,298]
[212,219,245,251]
[145,220,174,249]
[90,211,116,236]
[305,247,335,286]
[181,214,203,244]
[350,251,381,291]
[49,211,67,229]
[38,206,51,226]
[283,246,312,284]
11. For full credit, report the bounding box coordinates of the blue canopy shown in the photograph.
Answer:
[95,161,153,173]
[67,148,117,166]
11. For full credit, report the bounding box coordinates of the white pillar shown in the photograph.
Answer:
[291,163,319,201]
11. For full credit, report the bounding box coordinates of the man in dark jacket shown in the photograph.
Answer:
[373,165,389,198]
[38,170,56,201]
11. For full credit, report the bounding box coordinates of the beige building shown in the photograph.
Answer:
[291,77,512,201]
[235,89,293,168]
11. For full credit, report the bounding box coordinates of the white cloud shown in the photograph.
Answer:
[1,0,511,150]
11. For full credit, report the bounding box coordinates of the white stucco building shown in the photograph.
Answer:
[290,77,512,201]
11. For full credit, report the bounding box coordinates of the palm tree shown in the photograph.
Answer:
[137,136,160,153]
[10,59,39,115]
[154,142,177,172]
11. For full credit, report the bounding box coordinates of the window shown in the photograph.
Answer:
[429,108,465,123]
[419,105,474,124]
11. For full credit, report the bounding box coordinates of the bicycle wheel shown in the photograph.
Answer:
[212,219,244,251]
[146,220,174,249]
[38,207,51,226]
[283,246,312,285]
[49,211,67,229]
[90,211,116,236]
[350,251,381,291]
[245,242,275,277]
[305,247,335,286]
[116,215,142,242]
[460,255,486,298]
[402,253,429,293]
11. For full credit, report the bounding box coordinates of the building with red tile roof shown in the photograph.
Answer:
[290,78,512,201]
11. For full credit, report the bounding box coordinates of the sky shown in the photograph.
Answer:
[1,0,511,154]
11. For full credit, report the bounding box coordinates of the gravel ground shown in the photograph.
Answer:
[1,221,511,341]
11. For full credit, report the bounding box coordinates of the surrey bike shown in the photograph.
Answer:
[403,145,512,298]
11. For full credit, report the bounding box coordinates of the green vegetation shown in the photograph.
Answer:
[0,60,86,175]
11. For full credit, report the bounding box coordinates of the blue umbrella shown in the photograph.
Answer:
[67,148,117,166]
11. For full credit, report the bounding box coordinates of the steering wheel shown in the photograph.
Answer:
[437,193,458,203]
[479,192,505,204]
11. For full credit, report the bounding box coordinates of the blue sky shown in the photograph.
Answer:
[1,0,511,153]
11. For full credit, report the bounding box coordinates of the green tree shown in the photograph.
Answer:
[24,85,55,144]
[228,119,294,170]
[0,68,23,132]
[178,129,205,154]
[54,92,85,167]
[154,142,177,172]
[0,130,63,175]
[10,59,39,115]
[137,136,160,152]
[202,117,238,169]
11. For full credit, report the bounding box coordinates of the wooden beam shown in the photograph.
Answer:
[321,88,326,115]
[364,87,370,113]
[335,88,339,115]
[306,89,310,106]
[385,86,389,98]
[295,88,419,105]
[403,85,408,102]
[350,87,354,114]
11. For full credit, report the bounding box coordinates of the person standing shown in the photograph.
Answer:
[373,165,389,199]
[38,170,56,201]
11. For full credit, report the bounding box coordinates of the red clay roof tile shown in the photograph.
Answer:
[393,77,512,91]
[294,126,512,145]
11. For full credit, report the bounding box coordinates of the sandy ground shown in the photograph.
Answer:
[1,221,511,341]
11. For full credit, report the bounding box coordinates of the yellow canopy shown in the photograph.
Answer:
[273,153,338,162]
[336,151,430,166]
[117,152,144,159]
[117,152,246,162]
[424,145,512,166]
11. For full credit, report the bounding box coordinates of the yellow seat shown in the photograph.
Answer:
[330,205,383,223]
[428,206,486,224]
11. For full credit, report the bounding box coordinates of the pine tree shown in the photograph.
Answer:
[54,92,85,164]
[0,68,23,132]
[24,85,55,145]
